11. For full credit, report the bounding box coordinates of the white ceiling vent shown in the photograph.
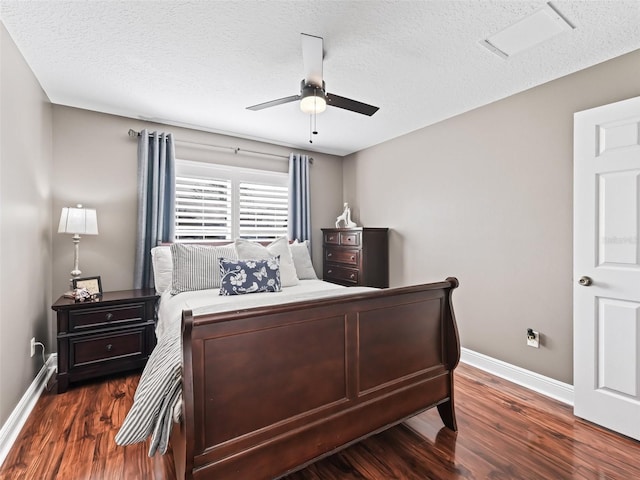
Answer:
[482,3,574,59]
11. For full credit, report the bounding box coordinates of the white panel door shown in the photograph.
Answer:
[574,95,640,440]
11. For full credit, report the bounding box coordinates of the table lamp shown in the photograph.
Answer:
[58,204,98,283]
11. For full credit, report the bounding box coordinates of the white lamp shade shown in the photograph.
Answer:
[58,205,98,235]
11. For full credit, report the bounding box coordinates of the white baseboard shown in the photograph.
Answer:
[0,353,57,468]
[460,348,574,406]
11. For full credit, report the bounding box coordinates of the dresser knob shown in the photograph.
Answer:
[327,253,332,257]
[105,313,113,321]
[327,269,333,274]
[350,256,355,261]
[350,273,355,279]
[106,344,113,351]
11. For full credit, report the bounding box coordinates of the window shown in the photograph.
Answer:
[175,160,288,242]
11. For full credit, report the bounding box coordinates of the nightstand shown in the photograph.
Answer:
[52,289,158,393]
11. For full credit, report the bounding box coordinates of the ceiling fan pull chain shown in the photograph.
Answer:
[309,115,313,143]
[313,106,318,136]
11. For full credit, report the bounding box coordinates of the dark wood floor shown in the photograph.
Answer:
[1,363,638,479]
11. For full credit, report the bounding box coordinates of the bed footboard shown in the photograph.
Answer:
[173,278,459,480]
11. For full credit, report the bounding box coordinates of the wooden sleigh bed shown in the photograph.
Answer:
[169,277,460,480]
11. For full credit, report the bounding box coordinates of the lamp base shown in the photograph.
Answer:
[69,235,82,287]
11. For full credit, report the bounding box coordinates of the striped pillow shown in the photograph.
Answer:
[169,244,237,295]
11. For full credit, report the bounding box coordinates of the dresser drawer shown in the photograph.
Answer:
[324,265,359,285]
[325,248,360,266]
[324,232,340,245]
[339,231,361,247]
[68,304,145,332]
[70,328,146,368]
[323,231,361,246]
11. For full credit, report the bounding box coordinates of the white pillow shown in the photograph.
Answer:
[151,246,173,294]
[235,236,299,287]
[289,240,317,280]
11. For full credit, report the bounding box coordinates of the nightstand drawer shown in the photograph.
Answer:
[325,248,360,266]
[68,304,145,332]
[324,265,359,285]
[70,329,145,367]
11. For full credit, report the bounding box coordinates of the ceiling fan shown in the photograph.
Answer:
[246,33,379,117]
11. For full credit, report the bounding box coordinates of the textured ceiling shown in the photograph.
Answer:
[1,1,639,156]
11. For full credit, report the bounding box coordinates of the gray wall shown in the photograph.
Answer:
[51,105,344,308]
[343,48,640,384]
[0,24,53,426]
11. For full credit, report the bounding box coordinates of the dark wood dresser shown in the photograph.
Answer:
[321,227,389,288]
[52,289,158,393]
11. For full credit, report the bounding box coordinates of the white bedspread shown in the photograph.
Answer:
[156,279,353,340]
[115,281,374,456]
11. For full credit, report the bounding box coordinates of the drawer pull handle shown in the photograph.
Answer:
[350,256,355,260]
[350,273,356,279]
[327,253,332,257]
[106,344,113,351]
[105,313,113,321]
[327,269,333,274]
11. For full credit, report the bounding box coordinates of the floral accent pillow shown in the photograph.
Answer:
[219,256,281,296]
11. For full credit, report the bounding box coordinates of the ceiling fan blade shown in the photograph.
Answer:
[301,33,323,87]
[326,93,379,116]
[246,95,300,111]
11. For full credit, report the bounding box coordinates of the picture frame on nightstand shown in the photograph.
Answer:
[72,276,103,296]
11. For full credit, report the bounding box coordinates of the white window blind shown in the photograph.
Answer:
[239,182,288,241]
[175,175,232,241]
[175,160,288,242]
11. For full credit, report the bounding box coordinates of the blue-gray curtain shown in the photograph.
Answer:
[134,130,176,289]
[288,153,311,242]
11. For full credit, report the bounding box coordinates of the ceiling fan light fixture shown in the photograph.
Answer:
[300,94,326,114]
[300,82,327,114]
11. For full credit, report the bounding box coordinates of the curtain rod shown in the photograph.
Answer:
[127,129,313,163]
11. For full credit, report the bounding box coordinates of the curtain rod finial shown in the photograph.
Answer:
[128,129,139,137]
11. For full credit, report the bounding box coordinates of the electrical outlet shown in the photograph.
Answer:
[527,329,540,348]
[30,337,36,357]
